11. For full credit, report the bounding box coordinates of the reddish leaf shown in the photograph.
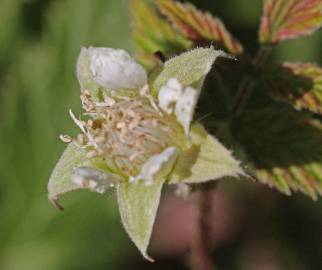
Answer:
[130,0,190,68]
[261,62,322,115]
[157,0,243,54]
[259,0,322,43]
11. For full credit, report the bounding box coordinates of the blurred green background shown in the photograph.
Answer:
[0,0,321,269]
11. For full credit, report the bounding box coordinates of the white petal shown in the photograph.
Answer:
[175,86,198,135]
[72,166,121,194]
[88,47,147,90]
[167,77,182,90]
[129,147,178,185]
[158,78,182,114]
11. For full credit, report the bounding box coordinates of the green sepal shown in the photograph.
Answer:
[169,122,244,184]
[48,143,121,209]
[117,178,165,261]
[76,47,101,99]
[152,47,227,93]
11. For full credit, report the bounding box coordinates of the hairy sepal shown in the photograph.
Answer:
[117,178,165,261]
[169,123,245,184]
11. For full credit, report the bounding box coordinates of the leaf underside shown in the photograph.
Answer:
[117,179,165,261]
[169,123,244,184]
[234,104,322,200]
[157,0,243,54]
[261,62,322,115]
[259,0,322,43]
[130,0,190,68]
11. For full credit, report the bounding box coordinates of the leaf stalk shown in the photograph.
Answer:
[230,45,272,116]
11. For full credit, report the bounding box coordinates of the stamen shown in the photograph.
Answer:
[59,134,72,143]
[86,150,98,158]
[69,109,99,149]
[140,84,163,115]
[73,91,182,178]
[69,109,87,134]
[76,134,85,145]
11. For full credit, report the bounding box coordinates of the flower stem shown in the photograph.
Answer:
[190,183,215,270]
[229,45,272,116]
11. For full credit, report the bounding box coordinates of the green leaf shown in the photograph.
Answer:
[233,104,322,200]
[157,0,243,54]
[48,143,121,209]
[117,179,165,261]
[130,0,190,68]
[260,62,322,115]
[169,123,244,184]
[153,47,226,92]
[259,0,322,44]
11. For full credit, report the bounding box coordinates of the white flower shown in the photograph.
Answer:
[49,46,242,262]
[69,48,223,187]
[87,47,147,90]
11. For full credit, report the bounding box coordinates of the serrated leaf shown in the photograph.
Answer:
[259,0,322,43]
[260,62,322,115]
[130,0,190,68]
[157,0,243,54]
[234,104,322,200]
[48,143,120,209]
[169,123,244,184]
[117,179,165,261]
[153,47,226,92]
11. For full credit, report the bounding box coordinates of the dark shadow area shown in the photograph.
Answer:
[232,102,322,168]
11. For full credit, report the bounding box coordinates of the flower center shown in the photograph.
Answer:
[75,91,183,177]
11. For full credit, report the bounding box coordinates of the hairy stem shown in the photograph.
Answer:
[190,184,215,270]
[230,45,272,116]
